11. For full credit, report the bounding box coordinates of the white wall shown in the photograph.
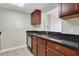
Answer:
[42,7,61,32]
[0,8,29,50]
[50,7,61,32]
[61,17,79,35]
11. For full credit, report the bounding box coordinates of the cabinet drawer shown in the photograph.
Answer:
[47,40,77,56]
[47,47,63,56]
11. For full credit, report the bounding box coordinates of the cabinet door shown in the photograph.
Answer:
[77,3,79,9]
[76,3,79,13]
[61,3,76,17]
[47,47,63,56]
[32,36,37,56]
[77,50,79,56]
[37,43,46,56]
[35,11,41,24]
[47,40,77,56]
[33,12,36,25]
[37,38,46,56]
[31,10,41,25]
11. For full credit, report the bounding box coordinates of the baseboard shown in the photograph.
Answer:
[0,45,27,53]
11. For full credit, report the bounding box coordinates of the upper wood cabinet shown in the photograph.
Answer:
[76,3,79,13]
[31,10,41,25]
[59,3,79,18]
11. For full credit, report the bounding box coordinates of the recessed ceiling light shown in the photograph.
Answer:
[10,3,24,7]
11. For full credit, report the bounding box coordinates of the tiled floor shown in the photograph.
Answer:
[0,47,33,56]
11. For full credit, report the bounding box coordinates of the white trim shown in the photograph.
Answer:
[0,45,27,53]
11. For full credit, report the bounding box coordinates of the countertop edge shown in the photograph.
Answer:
[29,33,79,50]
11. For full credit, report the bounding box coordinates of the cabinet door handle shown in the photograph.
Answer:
[56,46,59,49]
[47,49,48,51]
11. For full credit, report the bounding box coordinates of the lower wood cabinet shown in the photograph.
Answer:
[32,36,46,56]
[77,50,79,55]
[32,35,79,56]
[37,38,46,56]
[32,36,38,56]
[47,40,78,56]
[47,47,63,56]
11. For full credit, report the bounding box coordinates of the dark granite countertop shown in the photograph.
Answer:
[26,31,79,50]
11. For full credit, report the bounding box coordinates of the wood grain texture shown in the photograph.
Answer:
[47,47,63,56]
[59,3,79,18]
[31,10,41,25]
[32,35,79,56]
[32,36,38,56]
[37,38,47,56]
[47,40,78,56]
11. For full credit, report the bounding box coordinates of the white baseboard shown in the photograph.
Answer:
[0,45,27,53]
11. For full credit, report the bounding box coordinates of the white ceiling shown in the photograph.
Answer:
[0,3,57,14]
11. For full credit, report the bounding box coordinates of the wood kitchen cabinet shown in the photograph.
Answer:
[37,38,47,56]
[47,40,78,56]
[76,3,79,13]
[32,36,46,56]
[31,10,41,25]
[32,36,38,56]
[77,50,79,55]
[47,47,63,56]
[32,35,79,56]
[59,3,79,18]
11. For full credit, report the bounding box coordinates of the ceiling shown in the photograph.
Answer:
[0,3,57,14]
